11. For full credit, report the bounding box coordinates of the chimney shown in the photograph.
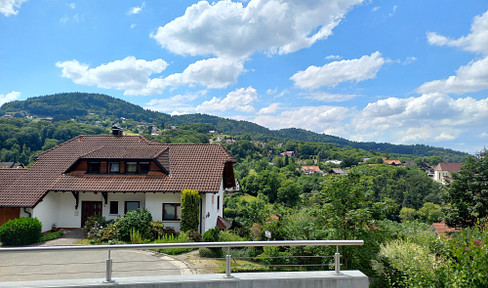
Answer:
[111,124,123,136]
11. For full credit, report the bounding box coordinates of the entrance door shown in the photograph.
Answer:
[81,201,102,227]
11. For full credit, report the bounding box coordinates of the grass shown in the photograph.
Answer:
[40,231,63,242]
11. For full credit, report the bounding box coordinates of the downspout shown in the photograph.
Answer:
[23,208,32,218]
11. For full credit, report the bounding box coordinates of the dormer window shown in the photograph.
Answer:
[109,162,120,173]
[87,162,100,173]
[140,162,150,173]
[126,162,137,173]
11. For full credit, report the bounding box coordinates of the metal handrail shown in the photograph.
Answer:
[0,240,364,283]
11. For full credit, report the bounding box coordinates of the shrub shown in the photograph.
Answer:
[150,221,165,239]
[201,227,222,258]
[0,217,42,246]
[186,229,202,242]
[117,209,152,241]
[199,247,223,258]
[219,230,244,242]
[180,189,200,232]
[372,240,441,288]
[40,231,63,242]
[155,231,194,255]
[130,228,143,244]
[101,221,121,241]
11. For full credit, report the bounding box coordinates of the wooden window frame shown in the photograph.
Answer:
[162,203,181,221]
[124,201,140,214]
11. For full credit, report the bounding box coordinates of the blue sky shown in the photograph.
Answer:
[1,0,487,154]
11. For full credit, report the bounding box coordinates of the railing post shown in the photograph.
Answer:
[225,247,233,278]
[334,245,341,275]
[104,249,114,283]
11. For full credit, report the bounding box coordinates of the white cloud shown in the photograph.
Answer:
[305,92,357,102]
[417,56,488,94]
[151,0,363,58]
[0,91,20,106]
[349,93,488,143]
[253,105,350,132]
[0,0,27,16]
[56,56,168,95]
[145,90,206,115]
[164,58,245,89]
[196,86,257,113]
[128,2,145,15]
[427,10,488,55]
[67,3,75,9]
[290,51,385,89]
[325,55,342,61]
[258,103,280,115]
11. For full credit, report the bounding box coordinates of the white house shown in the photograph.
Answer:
[433,162,463,185]
[0,131,237,233]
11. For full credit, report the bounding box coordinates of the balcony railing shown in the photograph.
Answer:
[0,240,364,283]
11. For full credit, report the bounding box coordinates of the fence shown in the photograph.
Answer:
[0,240,364,283]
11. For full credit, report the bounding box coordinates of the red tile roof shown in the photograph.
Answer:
[0,135,236,207]
[428,221,457,237]
[434,162,463,172]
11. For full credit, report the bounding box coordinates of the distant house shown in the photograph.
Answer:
[382,158,402,166]
[328,168,348,175]
[434,162,463,185]
[428,221,457,237]
[0,162,25,169]
[300,166,324,175]
[0,130,237,233]
[281,151,295,157]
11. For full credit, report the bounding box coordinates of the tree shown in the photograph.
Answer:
[277,179,300,207]
[180,189,200,232]
[444,156,488,228]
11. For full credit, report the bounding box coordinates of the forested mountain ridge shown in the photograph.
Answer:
[0,92,469,160]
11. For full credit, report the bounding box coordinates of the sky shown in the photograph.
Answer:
[1,0,488,154]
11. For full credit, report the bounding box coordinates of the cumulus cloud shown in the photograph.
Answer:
[196,86,257,113]
[290,51,385,89]
[56,56,168,95]
[349,93,488,143]
[164,58,245,89]
[0,0,27,16]
[151,0,363,58]
[427,10,488,55]
[145,90,206,115]
[258,103,280,115]
[421,10,488,94]
[253,105,350,133]
[0,91,20,106]
[417,56,488,94]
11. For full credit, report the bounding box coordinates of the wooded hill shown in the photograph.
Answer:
[0,92,469,161]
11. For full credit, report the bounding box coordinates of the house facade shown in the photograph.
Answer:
[0,134,237,233]
[433,162,463,185]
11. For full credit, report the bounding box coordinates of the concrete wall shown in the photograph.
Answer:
[0,271,369,288]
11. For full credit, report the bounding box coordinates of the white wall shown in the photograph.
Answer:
[145,193,181,232]
[31,192,60,232]
[202,181,224,234]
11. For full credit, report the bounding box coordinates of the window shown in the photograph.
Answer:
[124,201,140,213]
[87,162,100,173]
[109,201,118,214]
[109,162,120,173]
[126,162,137,173]
[217,195,220,210]
[139,162,150,174]
[163,203,181,220]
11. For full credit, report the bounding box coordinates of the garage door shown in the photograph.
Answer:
[0,207,20,226]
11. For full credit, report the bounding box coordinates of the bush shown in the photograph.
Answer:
[117,209,152,241]
[155,231,194,255]
[82,215,109,240]
[186,229,202,242]
[199,247,224,258]
[203,227,220,242]
[219,230,245,242]
[101,221,121,241]
[181,189,200,232]
[0,217,42,246]
[150,221,165,239]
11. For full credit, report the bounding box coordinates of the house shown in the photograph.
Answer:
[300,166,324,175]
[0,131,237,233]
[328,168,348,175]
[382,158,402,166]
[280,151,295,157]
[0,162,25,169]
[428,221,457,237]
[433,162,463,185]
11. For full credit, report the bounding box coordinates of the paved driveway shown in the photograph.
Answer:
[0,230,192,282]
